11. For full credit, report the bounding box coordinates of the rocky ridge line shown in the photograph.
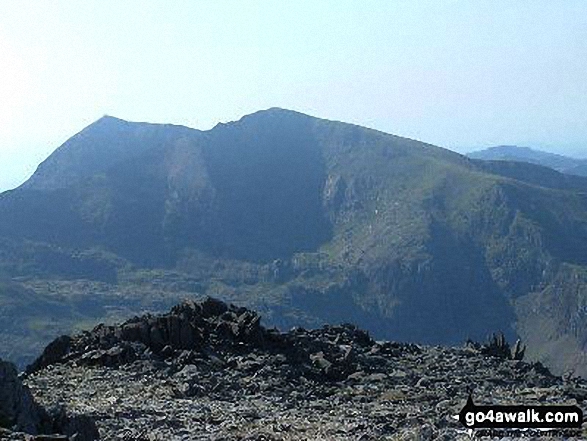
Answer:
[20,298,587,440]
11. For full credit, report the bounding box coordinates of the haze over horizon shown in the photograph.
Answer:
[1,0,586,191]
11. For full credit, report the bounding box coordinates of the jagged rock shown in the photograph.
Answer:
[0,360,45,433]
[0,359,98,440]
[19,298,587,440]
[480,332,511,359]
[512,338,526,360]
[78,342,140,367]
[26,336,72,374]
[199,297,228,318]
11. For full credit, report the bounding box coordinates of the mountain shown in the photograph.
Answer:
[11,298,587,440]
[468,145,587,177]
[1,109,587,378]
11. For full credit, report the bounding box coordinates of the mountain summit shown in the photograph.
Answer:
[22,116,198,191]
[1,109,587,377]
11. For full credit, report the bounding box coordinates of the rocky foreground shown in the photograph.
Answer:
[2,298,587,440]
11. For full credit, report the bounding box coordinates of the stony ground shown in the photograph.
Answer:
[12,299,587,440]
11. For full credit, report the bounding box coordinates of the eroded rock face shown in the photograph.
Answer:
[0,360,44,433]
[0,359,98,440]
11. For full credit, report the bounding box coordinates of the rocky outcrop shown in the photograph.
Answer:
[0,359,98,440]
[0,360,45,433]
[468,332,527,361]
[27,297,271,373]
[27,297,379,386]
[22,297,587,440]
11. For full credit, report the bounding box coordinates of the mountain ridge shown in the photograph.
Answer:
[1,109,587,378]
[468,145,587,177]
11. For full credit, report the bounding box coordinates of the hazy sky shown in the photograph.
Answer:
[1,1,586,191]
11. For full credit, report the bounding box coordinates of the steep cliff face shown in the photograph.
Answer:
[1,109,587,376]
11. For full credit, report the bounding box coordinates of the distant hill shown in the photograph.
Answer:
[1,109,587,377]
[468,145,587,176]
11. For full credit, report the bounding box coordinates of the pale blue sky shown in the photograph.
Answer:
[1,1,586,191]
